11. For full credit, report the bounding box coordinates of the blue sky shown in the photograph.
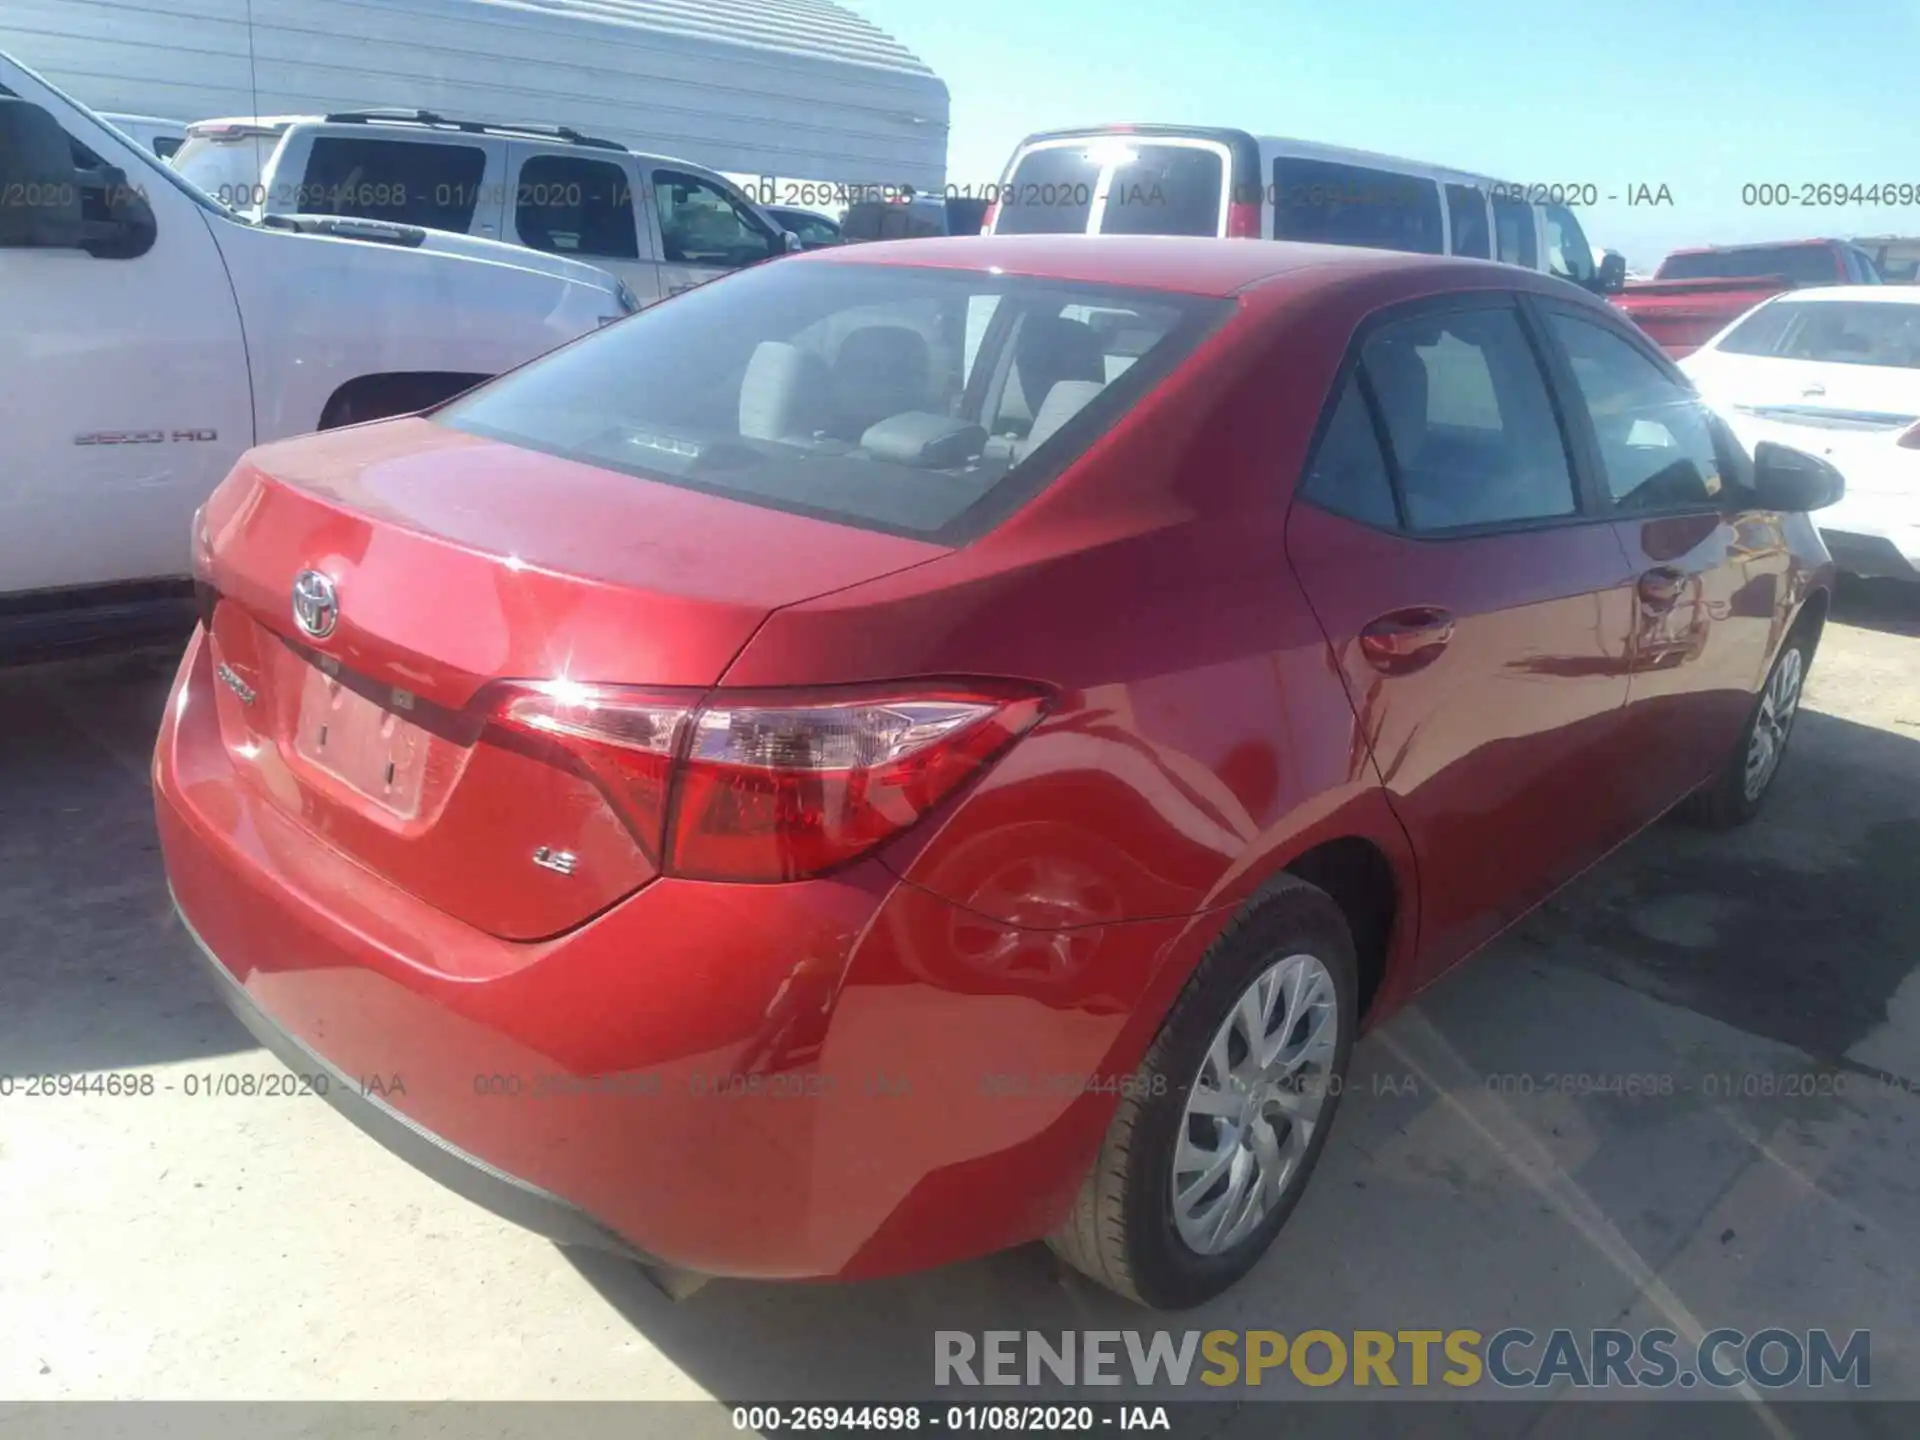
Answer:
[852,0,1920,269]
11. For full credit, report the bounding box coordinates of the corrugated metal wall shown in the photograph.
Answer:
[0,0,949,186]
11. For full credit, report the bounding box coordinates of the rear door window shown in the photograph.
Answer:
[1445,184,1490,258]
[514,152,641,261]
[1272,157,1443,254]
[1097,145,1224,236]
[994,145,1099,235]
[1359,306,1576,529]
[1492,194,1536,267]
[300,136,487,231]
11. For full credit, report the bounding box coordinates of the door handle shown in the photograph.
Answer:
[1637,566,1686,614]
[1359,607,1455,675]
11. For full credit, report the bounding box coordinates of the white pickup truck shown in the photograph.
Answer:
[0,50,636,650]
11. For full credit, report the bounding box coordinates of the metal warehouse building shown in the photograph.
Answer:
[0,0,949,187]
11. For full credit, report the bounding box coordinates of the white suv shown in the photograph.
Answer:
[172,111,797,308]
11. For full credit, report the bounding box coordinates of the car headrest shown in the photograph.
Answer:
[830,325,933,433]
[739,341,832,441]
[1010,315,1106,420]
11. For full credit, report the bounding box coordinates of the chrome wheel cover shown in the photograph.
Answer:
[1171,952,1339,1256]
[1744,645,1805,802]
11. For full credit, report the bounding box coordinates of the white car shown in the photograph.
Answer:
[1682,286,1920,581]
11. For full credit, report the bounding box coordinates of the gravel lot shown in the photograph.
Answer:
[2,581,1916,1434]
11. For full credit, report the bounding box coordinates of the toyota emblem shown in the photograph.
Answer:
[291,570,339,639]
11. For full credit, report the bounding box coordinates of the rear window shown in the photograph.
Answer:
[1657,246,1840,285]
[994,146,1099,235]
[438,261,1229,542]
[1272,157,1443,255]
[1097,145,1224,236]
[299,137,487,231]
[1752,301,1920,367]
[171,134,280,209]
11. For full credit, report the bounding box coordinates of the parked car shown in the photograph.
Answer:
[1684,286,1920,580]
[1613,239,1882,359]
[842,192,990,241]
[171,111,799,306]
[762,204,843,248]
[984,124,1626,296]
[100,110,185,158]
[157,233,1838,1311]
[0,53,633,648]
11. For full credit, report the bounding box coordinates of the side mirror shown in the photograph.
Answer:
[78,164,158,259]
[782,228,804,254]
[0,98,83,249]
[1749,441,1845,513]
[1596,251,1627,295]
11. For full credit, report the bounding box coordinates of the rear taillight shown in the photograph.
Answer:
[191,505,219,629]
[1226,200,1261,239]
[482,680,1049,882]
[1897,420,1920,449]
[486,682,693,865]
[981,199,1000,232]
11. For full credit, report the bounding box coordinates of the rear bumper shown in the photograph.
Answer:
[154,627,1195,1280]
[172,896,656,1264]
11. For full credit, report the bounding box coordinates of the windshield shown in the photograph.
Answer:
[438,260,1227,542]
[1659,246,1839,284]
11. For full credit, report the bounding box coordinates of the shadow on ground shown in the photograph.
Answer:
[1831,574,1920,639]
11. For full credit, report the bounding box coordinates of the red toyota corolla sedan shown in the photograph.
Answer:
[155,234,1841,1310]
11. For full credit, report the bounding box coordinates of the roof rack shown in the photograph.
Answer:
[319,110,624,151]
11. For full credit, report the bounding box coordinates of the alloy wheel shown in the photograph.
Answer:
[1744,645,1805,802]
[1170,952,1339,1256]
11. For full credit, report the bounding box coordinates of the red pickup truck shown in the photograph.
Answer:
[1611,239,1884,358]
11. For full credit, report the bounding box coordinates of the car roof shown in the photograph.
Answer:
[795,233,1578,300]
[182,112,735,181]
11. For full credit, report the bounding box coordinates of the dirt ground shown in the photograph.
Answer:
[1,579,1916,1436]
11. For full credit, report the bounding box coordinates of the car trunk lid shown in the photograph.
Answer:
[198,418,944,938]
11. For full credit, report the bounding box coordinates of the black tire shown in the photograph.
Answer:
[1047,876,1358,1309]
[1680,626,1814,830]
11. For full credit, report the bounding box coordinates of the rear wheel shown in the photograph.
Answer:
[1047,878,1357,1309]
[1681,628,1812,829]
